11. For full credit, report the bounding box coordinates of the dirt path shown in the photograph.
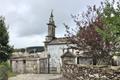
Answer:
[9,74,62,80]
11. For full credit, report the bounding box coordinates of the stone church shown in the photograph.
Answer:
[44,11,120,73]
[44,11,94,73]
[10,11,70,74]
[44,11,69,73]
[10,11,96,74]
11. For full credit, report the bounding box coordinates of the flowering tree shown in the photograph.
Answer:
[65,0,120,65]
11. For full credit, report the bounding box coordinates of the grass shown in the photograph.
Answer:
[8,71,16,78]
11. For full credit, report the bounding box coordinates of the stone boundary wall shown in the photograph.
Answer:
[62,64,120,80]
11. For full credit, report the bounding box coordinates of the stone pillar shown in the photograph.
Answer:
[11,60,17,73]
[47,54,50,73]
[37,58,40,74]
[18,60,24,74]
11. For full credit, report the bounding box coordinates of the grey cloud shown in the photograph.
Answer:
[0,0,103,48]
[1,0,103,37]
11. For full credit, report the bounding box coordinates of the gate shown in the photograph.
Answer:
[39,58,49,73]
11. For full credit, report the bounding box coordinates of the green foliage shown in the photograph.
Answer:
[0,16,13,63]
[0,62,9,80]
[0,65,7,80]
[0,62,15,79]
[97,0,120,55]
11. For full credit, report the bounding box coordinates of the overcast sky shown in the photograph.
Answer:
[0,0,103,48]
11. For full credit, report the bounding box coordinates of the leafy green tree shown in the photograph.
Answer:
[97,0,120,56]
[0,16,13,63]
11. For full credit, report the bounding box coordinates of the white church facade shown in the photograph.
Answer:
[44,11,95,73]
[44,11,69,73]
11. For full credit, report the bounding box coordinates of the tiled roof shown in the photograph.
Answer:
[47,37,69,45]
[77,51,93,58]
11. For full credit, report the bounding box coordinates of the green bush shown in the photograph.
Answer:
[0,63,8,80]
[0,62,15,80]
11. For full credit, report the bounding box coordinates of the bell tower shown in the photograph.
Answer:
[46,10,56,41]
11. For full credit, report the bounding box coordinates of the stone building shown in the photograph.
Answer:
[44,11,96,73]
[10,47,50,74]
[10,12,98,74]
[75,51,93,65]
[10,12,70,74]
[44,11,69,73]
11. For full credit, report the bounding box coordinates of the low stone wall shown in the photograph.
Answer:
[62,64,120,80]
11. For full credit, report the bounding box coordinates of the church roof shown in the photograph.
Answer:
[47,37,69,45]
[77,51,93,58]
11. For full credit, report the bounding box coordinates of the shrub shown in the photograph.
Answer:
[0,63,8,80]
[0,62,15,80]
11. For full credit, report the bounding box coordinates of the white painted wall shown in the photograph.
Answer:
[47,44,68,72]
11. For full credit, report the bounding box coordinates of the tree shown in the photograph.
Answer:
[65,0,120,65]
[0,16,13,63]
[97,0,120,56]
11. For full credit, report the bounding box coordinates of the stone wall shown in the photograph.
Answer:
[62,64,120,80]
[11,58,49,74]
[11,51,50,74]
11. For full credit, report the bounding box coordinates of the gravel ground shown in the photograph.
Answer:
[50,77,67,80]
[9,74,62,80]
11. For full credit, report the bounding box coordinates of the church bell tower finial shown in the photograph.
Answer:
[46,10,56,41]
[49,10,55,24]
[50,10,53,17]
